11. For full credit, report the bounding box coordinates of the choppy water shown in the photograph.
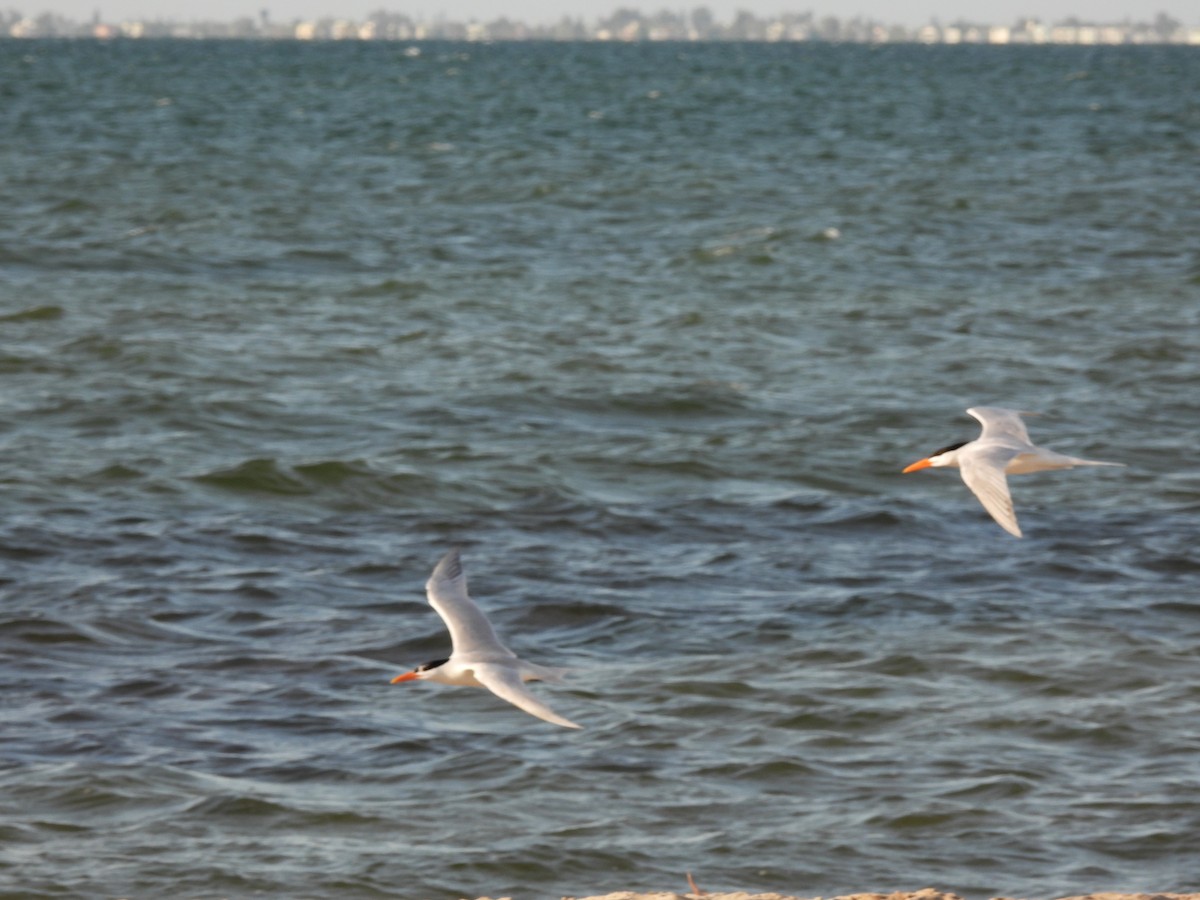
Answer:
[2,39,1199,899]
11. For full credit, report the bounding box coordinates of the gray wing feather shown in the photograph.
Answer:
[473,662,582,729]
[959,445,1023,537]
[967,407,1033,445]
[425,549,511,658]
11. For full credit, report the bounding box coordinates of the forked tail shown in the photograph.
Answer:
[519,660,570,683]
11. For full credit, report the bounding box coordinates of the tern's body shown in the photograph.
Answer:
[902,406,1123,538]
[391,548,581,729]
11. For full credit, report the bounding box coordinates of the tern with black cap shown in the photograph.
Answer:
[391,548,582,729]
[902,406,1124,538]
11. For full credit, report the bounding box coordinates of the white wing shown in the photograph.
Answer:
[473,662,582,729]
[958,445,1024,537]
[967,407,1033,446]
[425,548,511,658]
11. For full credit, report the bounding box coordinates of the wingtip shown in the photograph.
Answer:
[993,514,1023,538]
[529,708,585,731]
[538,706,584,730]
[431,546,464,581]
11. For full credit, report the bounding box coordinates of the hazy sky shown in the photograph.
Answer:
[25,0,1196,29]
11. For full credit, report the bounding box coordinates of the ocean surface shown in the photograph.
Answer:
[1,38,1199,899]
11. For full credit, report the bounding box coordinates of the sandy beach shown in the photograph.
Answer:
[470,890,1199,900]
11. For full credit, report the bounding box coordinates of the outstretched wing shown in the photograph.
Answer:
[958,445,1023,537]
[967,407,1033,445]
[472,662,583,729]
[425,549,510,658]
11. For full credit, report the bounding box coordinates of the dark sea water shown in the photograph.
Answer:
[2,38,1199,899]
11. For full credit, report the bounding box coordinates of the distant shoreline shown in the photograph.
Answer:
[5,7,1199,44]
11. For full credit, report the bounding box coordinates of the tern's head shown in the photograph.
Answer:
[902,441,968,473]
[390,658,449,684]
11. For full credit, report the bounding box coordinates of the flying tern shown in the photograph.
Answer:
[902,406,1124,538]
[391,548,582,729]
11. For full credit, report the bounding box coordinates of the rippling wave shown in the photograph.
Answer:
[2,39,1199,900]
